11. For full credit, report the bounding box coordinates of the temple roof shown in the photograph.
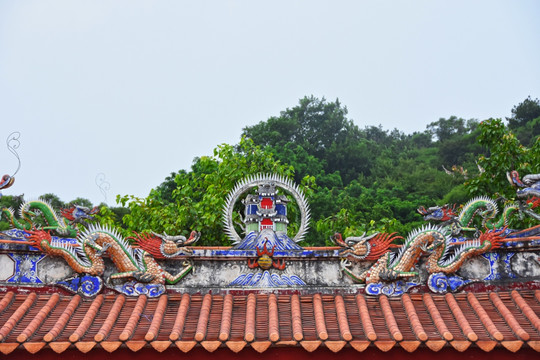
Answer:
[0,290,539,355]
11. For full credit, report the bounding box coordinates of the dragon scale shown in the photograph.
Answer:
[27,230,105,276]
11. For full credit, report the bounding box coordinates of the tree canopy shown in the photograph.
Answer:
[2,95,539,245]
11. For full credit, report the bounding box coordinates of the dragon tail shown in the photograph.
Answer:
[481,227,508,251]
[26,229,104,276]
[2,207,32,230]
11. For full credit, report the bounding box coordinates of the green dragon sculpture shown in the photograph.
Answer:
[457,196,519,232]
[2,199,78,237]
[418,196,521,234]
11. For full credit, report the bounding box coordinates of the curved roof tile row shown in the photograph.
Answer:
[0,290,539,354]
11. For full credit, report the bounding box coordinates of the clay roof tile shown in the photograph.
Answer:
[379,295,403,341]
[313,294,328,340]
[69,294,103,343]
[0,290,539,354]
[44,294,81,343]
[169,293,190,341]
[145,294,168,341]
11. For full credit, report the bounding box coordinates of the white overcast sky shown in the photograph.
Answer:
[1,1,539,206]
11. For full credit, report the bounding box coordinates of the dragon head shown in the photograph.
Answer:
[508,171,540,199]
[61,205,100,224]
[417,204,457,222]
[183,231,201,246]
[507,170,525,188]
[332,232,373,260]
[332,232,400,261]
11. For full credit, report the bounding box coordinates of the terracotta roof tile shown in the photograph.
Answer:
[0,292,14,313]
[48,341,70,353]
[44,294,80,342]
[225,340,246,353]
[292,296,308,342]
[0,292,37,342]
[18,293,59,343]
[512,290,540,332]
[467,293,504,341]
[170,293,190,341]
[291,295,303,341]
[245,293,256,342]
[490,292,530,341]
[0,290,538,354]
[145,294,167,341]
[94,295,125,342]
[423,293,453,341]
[312,294,327,340]
[379,295,402,341]
[402,294,428,341]
[70,294,103,342]
[355,294,376,341]
[334,295,352,341]
[255,294,269,341]
[268,294,279,342]
[195,294,212,341]
[119,294,147,341]
[445,293,478,341]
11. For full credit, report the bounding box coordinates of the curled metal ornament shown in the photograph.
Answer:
[95,173,110,203]
[6,131,21,177]
[222,174,311,244]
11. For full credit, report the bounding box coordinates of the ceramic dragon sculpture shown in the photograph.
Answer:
[425,227,507,274]
[27,225,193,285]
[340,225,507,284]
[340,226,443,284]
[332,232,401,261]
[508,170,540,198]
[131,230,200,258]
[27,229,105,276]
[60,205,100,227]
[0,175,15,193]
[2,199,78,237]
[508,170,540,221]
[418,196,522,234]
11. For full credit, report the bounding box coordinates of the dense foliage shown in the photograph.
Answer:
[2,96,539,245]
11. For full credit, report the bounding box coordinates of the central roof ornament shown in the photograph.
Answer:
[222,174,311,247]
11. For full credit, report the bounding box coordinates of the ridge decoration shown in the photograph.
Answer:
[222,173,311,244]
[24,224,194,297]
[2,199,79,237]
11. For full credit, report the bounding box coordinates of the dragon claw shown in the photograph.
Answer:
[134,271,155,283]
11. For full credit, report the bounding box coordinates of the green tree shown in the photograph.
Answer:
[0,194,25,231]
[466,118,540,198]
[40,193,65,210]
[242,96,369,184]
[68,197,93,208]
[118,137,298,245]
[507,96,540,130]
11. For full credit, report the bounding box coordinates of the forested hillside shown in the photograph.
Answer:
[2,96,539,245]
